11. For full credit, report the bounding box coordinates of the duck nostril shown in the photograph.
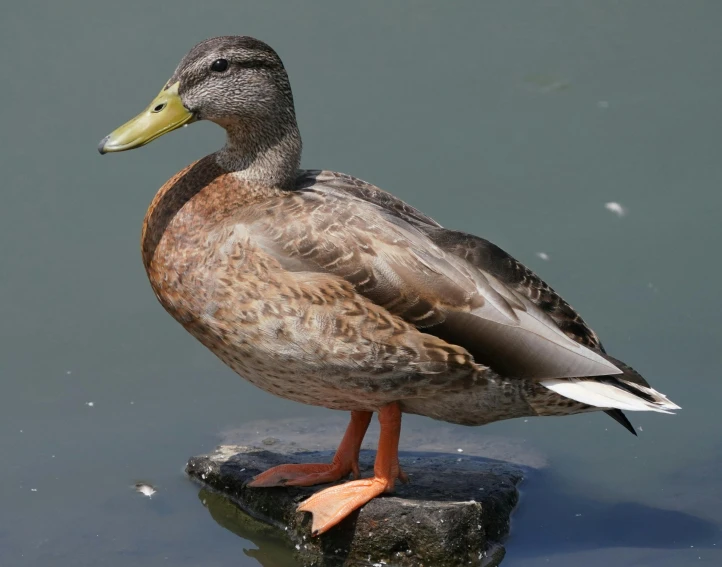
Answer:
[152,103,167,113]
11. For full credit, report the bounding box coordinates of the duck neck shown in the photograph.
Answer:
[215,116,302,190]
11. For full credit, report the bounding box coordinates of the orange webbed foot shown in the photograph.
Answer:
[297,476,391,535]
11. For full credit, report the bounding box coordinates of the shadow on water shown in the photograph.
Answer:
[507,467,720,560]
[193,448,720,566]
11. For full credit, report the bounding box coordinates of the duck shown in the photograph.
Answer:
[98,36,679,535]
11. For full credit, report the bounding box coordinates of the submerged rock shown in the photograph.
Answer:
[186,434,525,566]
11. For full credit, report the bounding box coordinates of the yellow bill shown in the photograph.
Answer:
[98,82,195,154]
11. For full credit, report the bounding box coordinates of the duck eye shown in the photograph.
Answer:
[210,59,229,73]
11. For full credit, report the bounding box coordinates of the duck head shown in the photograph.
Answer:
[98,36,301,188]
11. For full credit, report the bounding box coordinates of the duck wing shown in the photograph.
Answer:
[297,171,603,351]
[246,171,621,380]
[291,171,680,426]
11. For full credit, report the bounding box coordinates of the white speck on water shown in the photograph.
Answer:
[536,252,550,261]
[240,468,245,472]
[19,430,23,433]
[31,488,37,492]
[604,202,627,217]
[86,402,94,407]
[638,426,644,432]
[457,448,463,453]
[575,513,582,517]
[457,458,462,462]
[66,370,72,375]
[130,401,134,405]
[524,419,528,422]
[597,100,609,109]
[135,483,156,498]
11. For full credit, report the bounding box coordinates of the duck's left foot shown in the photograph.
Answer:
[247,410,372,488]
[298,402,403,535]
[297,476,392,535]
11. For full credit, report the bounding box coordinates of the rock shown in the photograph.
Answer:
[186,437,525,566]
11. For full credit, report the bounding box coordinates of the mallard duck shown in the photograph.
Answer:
[99,36,679,535]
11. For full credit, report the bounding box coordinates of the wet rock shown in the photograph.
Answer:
[186,441,524,566]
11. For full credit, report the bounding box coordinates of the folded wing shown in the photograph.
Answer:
[245,171,621,380]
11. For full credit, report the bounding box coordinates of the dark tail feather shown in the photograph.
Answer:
[605,409,637,436]
[597,352,651,388]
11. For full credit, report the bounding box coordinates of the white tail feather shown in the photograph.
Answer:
[541,379,681,413]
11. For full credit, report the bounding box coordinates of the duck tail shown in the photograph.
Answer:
[540,353,681,414]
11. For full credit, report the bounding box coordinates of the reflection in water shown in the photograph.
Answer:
[199,489,299,567]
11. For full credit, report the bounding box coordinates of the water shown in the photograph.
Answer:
[2,1,720,565]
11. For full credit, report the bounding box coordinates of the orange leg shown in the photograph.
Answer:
[297,402,403,535]
[247,411,372,488]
